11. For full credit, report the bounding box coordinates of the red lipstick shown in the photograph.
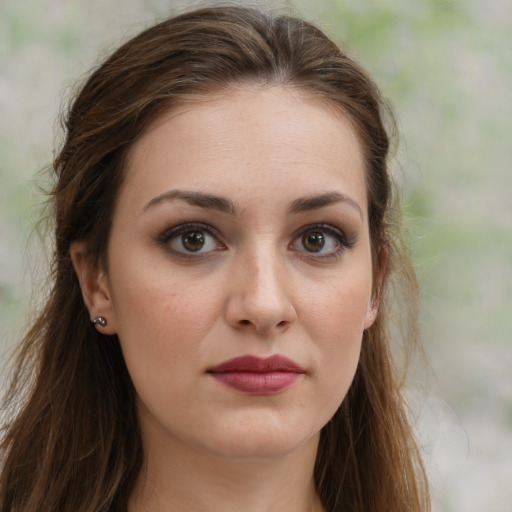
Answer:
[207,355,305,395]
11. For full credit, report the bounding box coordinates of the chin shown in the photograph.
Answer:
[198,414,322,460]
[212,434,318,460]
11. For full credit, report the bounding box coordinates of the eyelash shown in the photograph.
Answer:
[155,222,225,259]
[155,222,354,261]
[290,223,355,261]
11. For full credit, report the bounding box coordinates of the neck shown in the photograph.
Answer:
[128,433,324,512]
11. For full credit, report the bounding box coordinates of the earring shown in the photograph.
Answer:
[92,316,107,327]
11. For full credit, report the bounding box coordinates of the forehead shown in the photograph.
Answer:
[121,85,367,214]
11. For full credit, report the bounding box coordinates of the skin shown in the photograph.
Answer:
[72,85,382,512]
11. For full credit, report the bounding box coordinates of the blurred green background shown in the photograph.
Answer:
[1,0,511,510]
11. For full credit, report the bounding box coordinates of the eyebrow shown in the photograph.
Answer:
[288,192,363,219]
[143,190,236,214]
[143,189,363,219]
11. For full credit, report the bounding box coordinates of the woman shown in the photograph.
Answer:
[0,5,430,511]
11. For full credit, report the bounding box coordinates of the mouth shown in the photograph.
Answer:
[207,355,305,395]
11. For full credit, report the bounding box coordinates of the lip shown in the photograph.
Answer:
[207,355,305,395]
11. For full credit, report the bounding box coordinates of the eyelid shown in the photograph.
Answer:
[290,223,355,257]
[154,221,355,261]
[156,222,218,242]
[292,223,350,242]
[155,222,226,258]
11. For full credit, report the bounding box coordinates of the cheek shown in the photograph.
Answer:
[302,267,372,342]
[301,271,372,413]
[108,265,222,384]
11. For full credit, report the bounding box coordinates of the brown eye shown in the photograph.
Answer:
[182,231,205,252]
[302,232,325,252]
[161,224,221,256]
[290,224,351,258]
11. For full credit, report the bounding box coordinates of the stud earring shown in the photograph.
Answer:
[92,316,107,327]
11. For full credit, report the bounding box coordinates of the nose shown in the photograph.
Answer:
[224,247,297,335]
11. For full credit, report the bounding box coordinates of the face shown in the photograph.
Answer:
[82,85,380,462]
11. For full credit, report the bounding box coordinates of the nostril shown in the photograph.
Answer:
[277,320,288,328]
[239,319,251,326]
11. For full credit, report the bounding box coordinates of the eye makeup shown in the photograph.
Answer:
[154,219,356,264]
[154,222,226,260]
[290,223,356,262]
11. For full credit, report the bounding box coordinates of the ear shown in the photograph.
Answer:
[70,241,117,335]
[363,242,388,330]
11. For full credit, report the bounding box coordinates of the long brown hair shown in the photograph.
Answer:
[1,5,430,511]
